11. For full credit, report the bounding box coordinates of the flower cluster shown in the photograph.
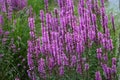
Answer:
[11,0,27,11]
[0,0,27,19]
[27,0,117,80]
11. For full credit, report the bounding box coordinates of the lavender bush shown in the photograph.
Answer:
[27,0,118,80]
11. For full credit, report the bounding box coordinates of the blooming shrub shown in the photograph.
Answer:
[27,0,117,80]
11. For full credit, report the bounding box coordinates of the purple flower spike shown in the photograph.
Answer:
[85,63,89,71]
[112,65,117,74]
[6,0,13,20]
[76,64,82,74]
[71,55,77,67]
[95,71,102,80]
[0,0,6,12]
[100,0,105,7]
[38,58,45,73]
[59,66,64,76]
[96,48,102,60]
[40,10,44,22]
[28,17,36,40]
[44,0,48,12]
[103,54,108,62]
[11,0,27,11]
[38,58,46,78]
[112,58,116,65]
[28,17,35,31]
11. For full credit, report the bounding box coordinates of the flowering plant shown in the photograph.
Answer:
[27,0,117,80]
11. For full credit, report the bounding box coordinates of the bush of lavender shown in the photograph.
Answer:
[27,0,118,80]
